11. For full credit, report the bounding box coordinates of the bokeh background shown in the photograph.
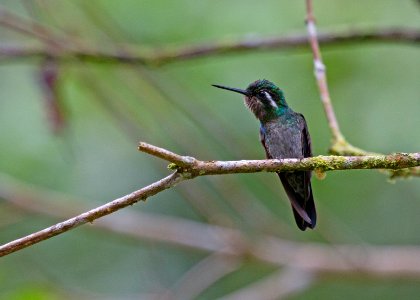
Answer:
[1,0,420,299]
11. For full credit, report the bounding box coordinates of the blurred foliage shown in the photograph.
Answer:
[0,0,420,299]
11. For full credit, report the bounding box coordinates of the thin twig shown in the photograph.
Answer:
[305,0,343,143]
[0,6,63,48]
[1,142,419,257]
[138,142,196,168]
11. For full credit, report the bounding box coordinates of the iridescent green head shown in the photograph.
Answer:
[213,79,288,121]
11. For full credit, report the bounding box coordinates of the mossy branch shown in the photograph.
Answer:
[0,141,418,257]
[139,142,420,176]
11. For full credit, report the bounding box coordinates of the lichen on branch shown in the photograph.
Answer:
[139,142,420,177]
[1,142,418,257]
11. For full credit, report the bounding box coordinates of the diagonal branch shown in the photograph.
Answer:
[0,6,57,44]
[3,171,420,282]
[3,171,420,281]
[0,170,183,257]
[0,5,67,50]
[1,141,419,257]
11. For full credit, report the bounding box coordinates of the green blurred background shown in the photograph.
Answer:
[0,0,420,299]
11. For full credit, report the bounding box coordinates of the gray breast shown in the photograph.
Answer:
[263,117,303,159]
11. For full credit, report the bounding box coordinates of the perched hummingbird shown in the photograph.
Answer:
[213,79,316,230]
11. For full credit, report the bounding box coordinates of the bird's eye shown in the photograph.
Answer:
[257,91,266,98]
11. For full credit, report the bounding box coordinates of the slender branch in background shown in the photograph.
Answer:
[305,0,360,153]
[1,28,420,64]
[0,6,64,48]
[1,142,419,257]
[0,5,88,55]
[305,0,342,143]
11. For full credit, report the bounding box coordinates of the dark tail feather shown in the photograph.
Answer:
[291,185,316,230]
[278,173,317,231]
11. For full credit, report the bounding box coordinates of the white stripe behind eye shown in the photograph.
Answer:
[264,91,278,108]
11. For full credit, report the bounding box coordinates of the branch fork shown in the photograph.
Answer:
[139,142,420,177]
[0,142,419,257]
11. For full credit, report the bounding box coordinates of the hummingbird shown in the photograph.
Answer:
[213,79,316,230]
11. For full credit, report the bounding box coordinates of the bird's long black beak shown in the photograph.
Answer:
[212,84,249,96]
